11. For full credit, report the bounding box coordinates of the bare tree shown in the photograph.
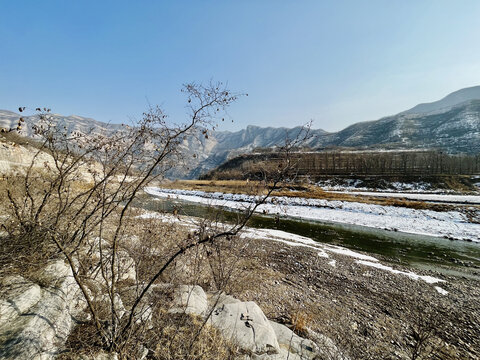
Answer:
[2,82,310,357]
[407,305,446,360]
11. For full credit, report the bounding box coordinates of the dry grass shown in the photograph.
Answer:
[0,176,59,279]
[148,313,237,360]
[289,310,314,338]
[157,179,463,212]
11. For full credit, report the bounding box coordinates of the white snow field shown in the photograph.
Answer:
[144,187,480,242]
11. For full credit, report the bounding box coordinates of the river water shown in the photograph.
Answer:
[138,193,480,280]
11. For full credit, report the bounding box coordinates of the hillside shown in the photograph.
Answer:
[0,110,122,137]
[402,85,480,114]
[316,99,480,151]
[1,86,480,179]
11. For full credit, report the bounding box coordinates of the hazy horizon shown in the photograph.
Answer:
[1,1,480,131]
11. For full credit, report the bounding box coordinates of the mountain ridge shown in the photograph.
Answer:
[1,86,480,178]
[402,85,480,115]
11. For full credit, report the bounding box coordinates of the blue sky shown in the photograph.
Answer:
[1,1,480,131]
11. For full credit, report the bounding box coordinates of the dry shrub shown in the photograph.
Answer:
[148,313,237,360]
[0,174,59,278]
[124,215,187,284]
[1,90,309,357]
[290,310,312,337]
[406,305,449,360]
[59,321,105,359]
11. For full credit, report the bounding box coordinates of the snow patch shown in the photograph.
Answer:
[331,190,480,205]
[314,179,449,193]
[434,286,448,295]
[356,260,444,284]
[324,245,378,262]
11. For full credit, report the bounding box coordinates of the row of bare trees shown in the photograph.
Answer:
[213,150,480,179]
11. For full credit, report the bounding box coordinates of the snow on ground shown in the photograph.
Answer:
[144,187,480,242]
[316,179,447,193]
[328,190,480,204]
[240,228,446,291]
[356,260,443,284]
[435,286,449,295]
[138,209,446,290]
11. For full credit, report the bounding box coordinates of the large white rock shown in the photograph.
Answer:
[85,239,137,286]
[0,275,42,323]
[166,286,344,359]
[0,259,85,359]
[269,321,317,359]
[168,284,208,316]
[209,300,280,356]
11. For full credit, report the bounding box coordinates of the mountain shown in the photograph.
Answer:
[314,99,480,152]
[174,125,328,179]
[402,85,480,114]
[0,110,122,137]
[1,86,480,178]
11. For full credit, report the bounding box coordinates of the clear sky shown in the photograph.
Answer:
[1,1,480,132]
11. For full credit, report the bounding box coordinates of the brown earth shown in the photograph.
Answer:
[222,234,480,359]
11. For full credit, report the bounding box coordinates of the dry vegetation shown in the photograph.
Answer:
[203,150,480,179]
[157,179,464,212]
[2,92,477,359]
[0,86,316,359]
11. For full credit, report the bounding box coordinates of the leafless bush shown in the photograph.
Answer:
[2,82,311,357]
[407,305,447,360]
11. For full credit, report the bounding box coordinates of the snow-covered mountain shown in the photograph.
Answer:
[1,86,480,178]
[172,125,328,179]
[315,98,480,152]
[402,85,480,114]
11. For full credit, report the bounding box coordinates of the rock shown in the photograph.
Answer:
[309,329,351,360]
[83,238,137,287]
[209,300,280,356]
[207,291,241,307]
[0,259,85,359]
[0,275,42,323]
[165,285,344,359]
[248,349,302,360]
[71,351,119,360]
[268,321,318,359]
[168,285,208,316]
[135,304,153,328]
[114,250,137,283]
[97,293,126,320]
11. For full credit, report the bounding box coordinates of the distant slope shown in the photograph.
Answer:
[402,85,480,114]
[179,126,328,179]
[0,110,122,137]
[1,85,480,178]
[315,99,480,152]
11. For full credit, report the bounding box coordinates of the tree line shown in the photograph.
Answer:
[208,150,480,179]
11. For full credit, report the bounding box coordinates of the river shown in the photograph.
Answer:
[137,193,480,281]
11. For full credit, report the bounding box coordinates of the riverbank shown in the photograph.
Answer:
[138,210,480,359]
[157,180,476,211]
[237,231,480,360]
[144,187,480,242]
